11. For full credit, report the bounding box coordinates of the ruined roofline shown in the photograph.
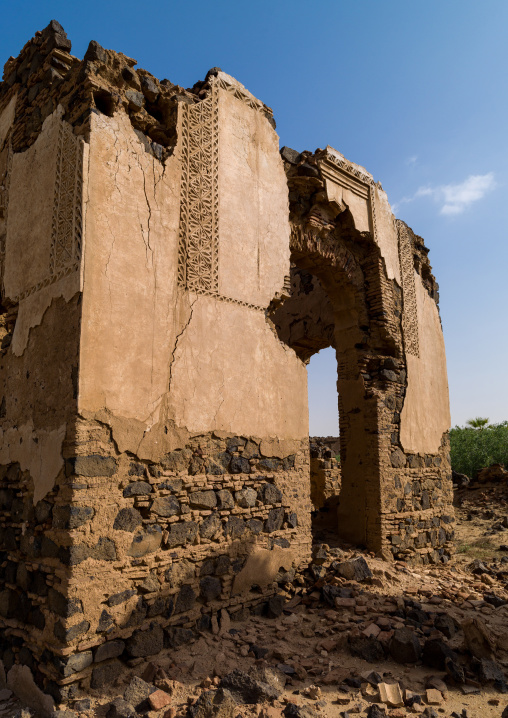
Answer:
[0,20,274,158]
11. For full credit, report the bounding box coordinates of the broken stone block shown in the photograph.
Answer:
[219,669,280,704]
[389,627,421,663]
[349,635,385,663]
[123,676,157,711]
[188,687,237,718]
[106,698,137,718]
[378,682,403,707]
[425,689,443,705]
[422,638,458,670]
[334,556,373,582]
[90,660,123,689]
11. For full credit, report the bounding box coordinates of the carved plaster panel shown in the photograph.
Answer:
[397,222,420,358]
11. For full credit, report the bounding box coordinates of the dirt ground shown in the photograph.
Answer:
[4,479,508,718]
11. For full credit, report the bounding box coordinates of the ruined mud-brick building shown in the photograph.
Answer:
[0,21,453,702]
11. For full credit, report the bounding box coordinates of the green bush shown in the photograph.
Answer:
[450,418,508,477]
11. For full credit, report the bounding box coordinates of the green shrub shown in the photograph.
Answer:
[450,418,508,477]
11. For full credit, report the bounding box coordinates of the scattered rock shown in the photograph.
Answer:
[123,676,157,711]
[219,669,280,704]
[106,698,137,718]
[188,687,237,718]
[334,556,373,582]
[389,627,421,663]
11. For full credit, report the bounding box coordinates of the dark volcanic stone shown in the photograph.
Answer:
[189,490,217,509]
[264,508,284,533]
[106,698,137,718]
[124,676,156,710]
[200,512,222,539]
[434,613,457,638]
[53,505,94,529]
[94,639,125,662]
[70,455,117,477]
[266,595,284,618]
[97,609,115,632]
[258,482,282,504]
[54,619,90,643]
[444,656,465,683]
[334,556,373,582]
[56,650,93,677]
[151,496,180,517]
[108,589,136,606]
[123,481,152,497]
[165,626,195,648]
[165,521,198,548]
[422,638,458,670]
[113,507,143,532]
[200,576,222,603]
[219,668,280,704]
[175,584,196,613]
[246,518,263,534]
[125,623,164,658]
[389,627,421,663]
[217,489,234,509]
[349,635,385,663]
[230,456,251,474]
[48,588,83,618]
[189,687,236,718]
[224,516,246,538]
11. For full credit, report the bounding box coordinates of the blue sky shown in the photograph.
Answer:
[2,1,506,434]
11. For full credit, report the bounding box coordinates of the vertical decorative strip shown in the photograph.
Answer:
[49,121,84,274]
[177,81,219,295]
[397,222,420,357]
[0,140,13,284]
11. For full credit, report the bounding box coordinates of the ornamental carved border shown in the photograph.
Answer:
[49,120,84,275]
[177,82,220,295]
[397,221,420,358]
[0,139,13,287]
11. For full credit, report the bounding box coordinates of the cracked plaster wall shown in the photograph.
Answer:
[400,270,451,454]
[79,92,308,461]
[0,104,81,504]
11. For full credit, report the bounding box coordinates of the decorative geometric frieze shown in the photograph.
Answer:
[397,222,420,358]
[0,139,13,285]
[177,82,219,295]
[49,120,84,274]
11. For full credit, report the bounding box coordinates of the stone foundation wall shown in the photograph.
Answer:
[1,422,311,700]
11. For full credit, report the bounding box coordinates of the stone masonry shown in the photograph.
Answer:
[0,21,453,701]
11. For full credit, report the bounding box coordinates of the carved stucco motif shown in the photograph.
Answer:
[397,222,420,358]
[49,120,83,274]
[177,82,219,295]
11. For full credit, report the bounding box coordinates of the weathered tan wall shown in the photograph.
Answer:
[400,270,451,454]
[79,80,308,457]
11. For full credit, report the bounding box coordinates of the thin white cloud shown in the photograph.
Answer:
[406,155,418,166]
[393,172,496,217]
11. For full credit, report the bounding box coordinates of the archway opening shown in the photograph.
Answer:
[307,348,342,542]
